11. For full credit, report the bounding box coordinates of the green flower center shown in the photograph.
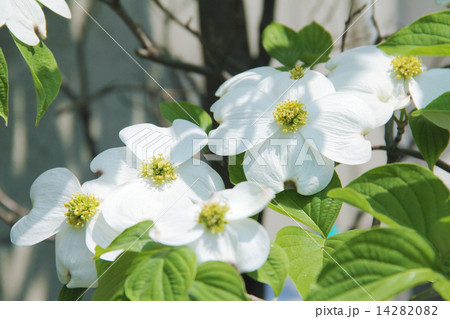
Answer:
[139,154,178,185]
[273,99,308,133]
[64,193,100,228]
[289,65,306,80]
[198,202,229,234]
[391,56,423,80]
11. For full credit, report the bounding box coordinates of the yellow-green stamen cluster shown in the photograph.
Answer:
[289,65,306,80]
[273,99,308,133]
[198,202,229,234]
[139,154,178,185]
[64,193,100,228]
[391,56,423,80]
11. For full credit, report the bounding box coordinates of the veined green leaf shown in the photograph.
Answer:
[247,242,288,298]
[0,49,8,126]
[409,110,449,170]
[412,91,450,130]
[228,152,247,185]
[57,285,87,301]
[378,10,450,56]
[307,228,446,301]
[328,163,449,240]
[269,173,342,238]
[189,261,248,301]
[124,246,196,301]
[160,101,212,133]
[13,37,61,126]
[275,226,365,299]
[297,21,333,66]
[262,22,302,68]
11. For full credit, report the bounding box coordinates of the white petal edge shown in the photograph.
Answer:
[119,119,207,166]
[210,182,274,220]
[55,225,97,288]
[85,212,121,261]
[7,0,46,46]
[10,168,82,246]
[409,68,450,110]
[300,92,375,165]
[215,66,280,97]
[228,219,270,272]
[38,0,72,19]
[243,131,335,195]
[149,206,204,246]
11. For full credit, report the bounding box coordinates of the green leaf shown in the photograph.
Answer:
[431,216,450,258]
[93,252,137,301]
[228,152,247,185]
[57,285,87,301]
[378,10,450,56]
[308,228,446,301]
[262,22,302,68]
[160,101,212,133]
[13,37,61,126]
[275,226,365,299]
[0,49,8,126]
[247,242,288,298]
[189,261,248,301]
[328,163,449,240]
[297,21,333,66]
[412,91,450,130]
[124,246,196,301]
[269,173,342,237]
[94,221,154,259]
[409,111,449,170]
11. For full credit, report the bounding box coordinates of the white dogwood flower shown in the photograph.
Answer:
[209,67,378,195]
[85,120,224,260]
[0,0,71,46]
[10,168,111,288]
[149,182,275,272]
[326,45,450,114]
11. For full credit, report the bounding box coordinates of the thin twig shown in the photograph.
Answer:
[341,3,368,52]
[370,0,382,44]
[101,0,220,77]
[0,189,29,217]
[372,145,450,173]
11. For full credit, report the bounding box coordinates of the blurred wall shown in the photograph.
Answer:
[0,0,448,300]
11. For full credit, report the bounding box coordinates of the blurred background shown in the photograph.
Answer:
[0,0,448,300]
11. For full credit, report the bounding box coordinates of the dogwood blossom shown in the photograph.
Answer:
[86,120,224,260]
[209,67,378,195]
[0,0,71,46]
[10,168,110,288]
[326,45,450,114]
[149,182,275,272]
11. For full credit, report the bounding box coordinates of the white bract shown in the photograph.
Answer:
[0,0,71,46]
[209,67,378,195]
[86,119,225,260]
[10,168,111,288]
[326,45,450,115]
[149,182,275,272]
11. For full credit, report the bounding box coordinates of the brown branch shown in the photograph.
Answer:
[101,0,220,78]
[370,0,382,44]
[341,3,367,52]
[372,145,450,173]
[0,206,19,227]
[0,189,29,217]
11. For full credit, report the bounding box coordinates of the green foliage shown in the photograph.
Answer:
[378,10,450,56]
[57,285,86,301]
[431,216,450,258]
[276,226,365,299]
[262,21,333,68]
[94,221,154,259]
[328,163,449,241]
[269,173,342,238]
[13,37,61,126]
[0,49,8,126]
[189,261,249,301]
[307,228,448,301]
[297,22,333,66]
[160,101,212,133]
[247,243,288,298]
[409,110,449,170]
[412,92,450,130]
[228,152,247,185]
[124,246,197,301]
